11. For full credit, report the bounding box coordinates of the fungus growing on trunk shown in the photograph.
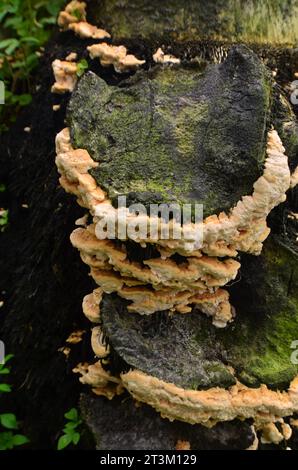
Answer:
[58,1,87,29]
[91,326,110,358]
[82,288,102,323]
[74,361,124,400]
[68,22,111,39]
[87,43,145,73]
[120,370,298,426]
[55,43,298,432]
[51,59,78,94]
[55,124,291,326]
[58,1,110,39]
[153,47,180,64]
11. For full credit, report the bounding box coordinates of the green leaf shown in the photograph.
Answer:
[0,414,18,430]
[4,17,23,29]
[0,210,9,226]
[0,11,9,23]
[45,3,61,16]
[0,383,11,393]
[11,60,26,69]
[0,38,19,50]
[64,408,78,422]
[20,37,41,45]
[6,42,19,56]
[17,94,32,106]
[76,59,88,77]
[12,434,29,446]
[72,432,80,445]
[25,53,38,69]
[0,184,6,192]
[0,39,15,49]
[4,354,14,363]
[39,17,56,26]
[63,421,79,432]
[57,433,72,450]
[72,9,83,20]
[0,368,10,375]
[0,39,20,55]
[0,431,14,450]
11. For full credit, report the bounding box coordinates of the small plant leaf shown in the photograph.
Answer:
[12,434,29,446]
[0,383,12,393]
[20,36,40,45]
[57,433,72,450]
[72,9,83,20]
[76,59,88,77]
[64,408,78,422]
[0,413,18,430]
[0,38,18,50]
[0,431,14,450]
[17,94,32,106]
[72,432,80,445]
[63,421,79,431]
[4,354,14,363]
[4,39,19,55]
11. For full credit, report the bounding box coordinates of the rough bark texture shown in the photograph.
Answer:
[100,233,298,392]
[80,394,255,450]
[88,0,298,44]
[68,46,271,215]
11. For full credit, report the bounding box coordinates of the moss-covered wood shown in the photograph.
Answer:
[68,45,273,216]
[101,294,236,390]
[88,0,298,44]
[101,236,298,391]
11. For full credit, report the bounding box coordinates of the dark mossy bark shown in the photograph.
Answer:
[101,294,236,390]
[0,32,95,449]
[80,394,255,450]
[88,0,298,44]
[68,45,272,216]
[100,233,298,392]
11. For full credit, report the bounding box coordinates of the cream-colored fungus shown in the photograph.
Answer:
[87,43,145,73]
[51,60,78,94]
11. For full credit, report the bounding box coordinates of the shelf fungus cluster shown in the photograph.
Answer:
[153,48,181,65]
[87,43,145,73]
[58,1,110,40]
[55,41,298,439]
[51,58,79,94]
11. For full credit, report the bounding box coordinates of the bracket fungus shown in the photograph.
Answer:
[55,38,298,438]
[82,288,102,323]
[56,45,290,327]
[91,326,110,358]
[74,361,124,400]
[51,59,78,94]
[87,43,145,73]
[58,1,110,39]
[58,1,87,29]
[68,22,111,40]
[153,47,180,64]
